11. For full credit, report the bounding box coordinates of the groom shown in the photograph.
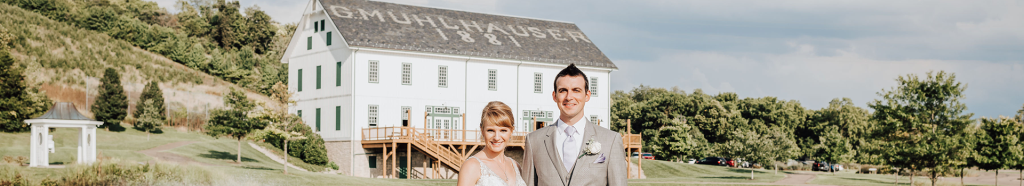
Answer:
[522,64,627,186]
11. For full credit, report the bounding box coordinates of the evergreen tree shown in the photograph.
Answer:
[136,99,163,141]
[92,68,129,130]
[0,50,28,132]
[134,81,165,121]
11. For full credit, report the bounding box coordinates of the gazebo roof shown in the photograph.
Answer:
[33,102,94,121]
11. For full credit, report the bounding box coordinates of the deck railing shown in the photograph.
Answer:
[623,133,642,147]
[362,127,527,145]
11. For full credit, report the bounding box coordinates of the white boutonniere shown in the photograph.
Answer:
[578,137,601,159]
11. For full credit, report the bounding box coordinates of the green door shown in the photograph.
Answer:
[398,156,408,179]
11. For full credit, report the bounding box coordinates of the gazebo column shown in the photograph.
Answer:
[37,125,50,167]
[77,126,85,164]
[87,126,97,164]
[29,125,39,167]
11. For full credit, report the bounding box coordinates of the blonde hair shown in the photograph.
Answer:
[480,101,515,131]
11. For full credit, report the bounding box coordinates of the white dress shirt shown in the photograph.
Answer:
[554,118,587,166]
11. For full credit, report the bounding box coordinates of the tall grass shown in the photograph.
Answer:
[0,159,216,186]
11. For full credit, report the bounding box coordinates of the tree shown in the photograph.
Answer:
[244,5,276,54]
[92,68,129,130]
[975,116,1023,186]
[815,126,854,176]
[762,126,800,175]
[135,100,163,141]
[134,81,165,122]
[204,88,265,163]
[797,98,874,165]
[0,49,53,132]
[867,71,974,186]
[211,0,245,49]
[718,129,771,180]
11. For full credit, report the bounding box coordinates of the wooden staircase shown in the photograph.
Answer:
[407,128,465,171]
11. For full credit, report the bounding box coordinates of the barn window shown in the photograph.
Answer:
[438,66,448,88]
[368,105,378,127]
[368,60,378,83]
[590,77,598,96]
[533,73,543,93]
[488,69,497,91]
[402,63,411,85]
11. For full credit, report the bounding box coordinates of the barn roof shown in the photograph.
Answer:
[319,0,617,69]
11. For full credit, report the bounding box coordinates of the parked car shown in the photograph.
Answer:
[698,157,728,166]
[726,158,736,167]
[630,152,655,160]
[814,162,843,172]
[641,153,654,160]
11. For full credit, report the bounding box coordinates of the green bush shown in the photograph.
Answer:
[263,121,329,166]
[328,161,339,170]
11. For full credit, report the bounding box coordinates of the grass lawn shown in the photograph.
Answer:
[628,158,786,185]
[0,127,457,185]
[0,127,214,164]
[809,171,989,186]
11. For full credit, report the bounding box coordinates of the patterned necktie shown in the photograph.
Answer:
[562,126,578,171]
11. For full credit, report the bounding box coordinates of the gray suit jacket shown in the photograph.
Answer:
[522,120,627,186]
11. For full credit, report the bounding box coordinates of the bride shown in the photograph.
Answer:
[457,101,527,186]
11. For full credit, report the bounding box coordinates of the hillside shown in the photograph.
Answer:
[0,2,276,118]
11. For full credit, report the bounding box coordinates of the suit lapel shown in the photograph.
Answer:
[544,126,569,184]
[568,120,598,184]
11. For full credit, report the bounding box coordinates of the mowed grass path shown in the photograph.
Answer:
[0,127,453,185]
[629,158,786,186]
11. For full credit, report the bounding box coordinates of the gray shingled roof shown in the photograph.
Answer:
[320,0,616,69]
[33,102,94,121]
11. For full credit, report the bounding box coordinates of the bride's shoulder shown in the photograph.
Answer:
[462,156,482,169]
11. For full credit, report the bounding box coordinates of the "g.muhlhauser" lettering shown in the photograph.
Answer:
[329,6,592,47]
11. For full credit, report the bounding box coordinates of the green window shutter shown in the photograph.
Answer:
[298,110,302,117]
[336,106,341,131]
[298,69,303,92]
[326,32,332,46]
[316,66,322,89]
[307,37,312,50]
[342,61,346,86]
[320,20,325,31]
[314,21,318,32]
[315,108,321,132]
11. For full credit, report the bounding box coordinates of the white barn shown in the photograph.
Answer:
[281,0,618,178]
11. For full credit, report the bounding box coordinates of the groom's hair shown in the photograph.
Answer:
[480,101,515,131]
[553,64,589,92]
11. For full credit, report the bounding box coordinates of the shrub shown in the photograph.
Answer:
[328,161,339,170]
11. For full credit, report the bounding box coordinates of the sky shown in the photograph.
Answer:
[150,0,1024,118]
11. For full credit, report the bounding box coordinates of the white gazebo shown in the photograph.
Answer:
[24,102,103,167]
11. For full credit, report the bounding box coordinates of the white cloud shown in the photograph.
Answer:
[611,42,1024,117]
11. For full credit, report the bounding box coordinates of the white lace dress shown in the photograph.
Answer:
[468,156,527,186]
